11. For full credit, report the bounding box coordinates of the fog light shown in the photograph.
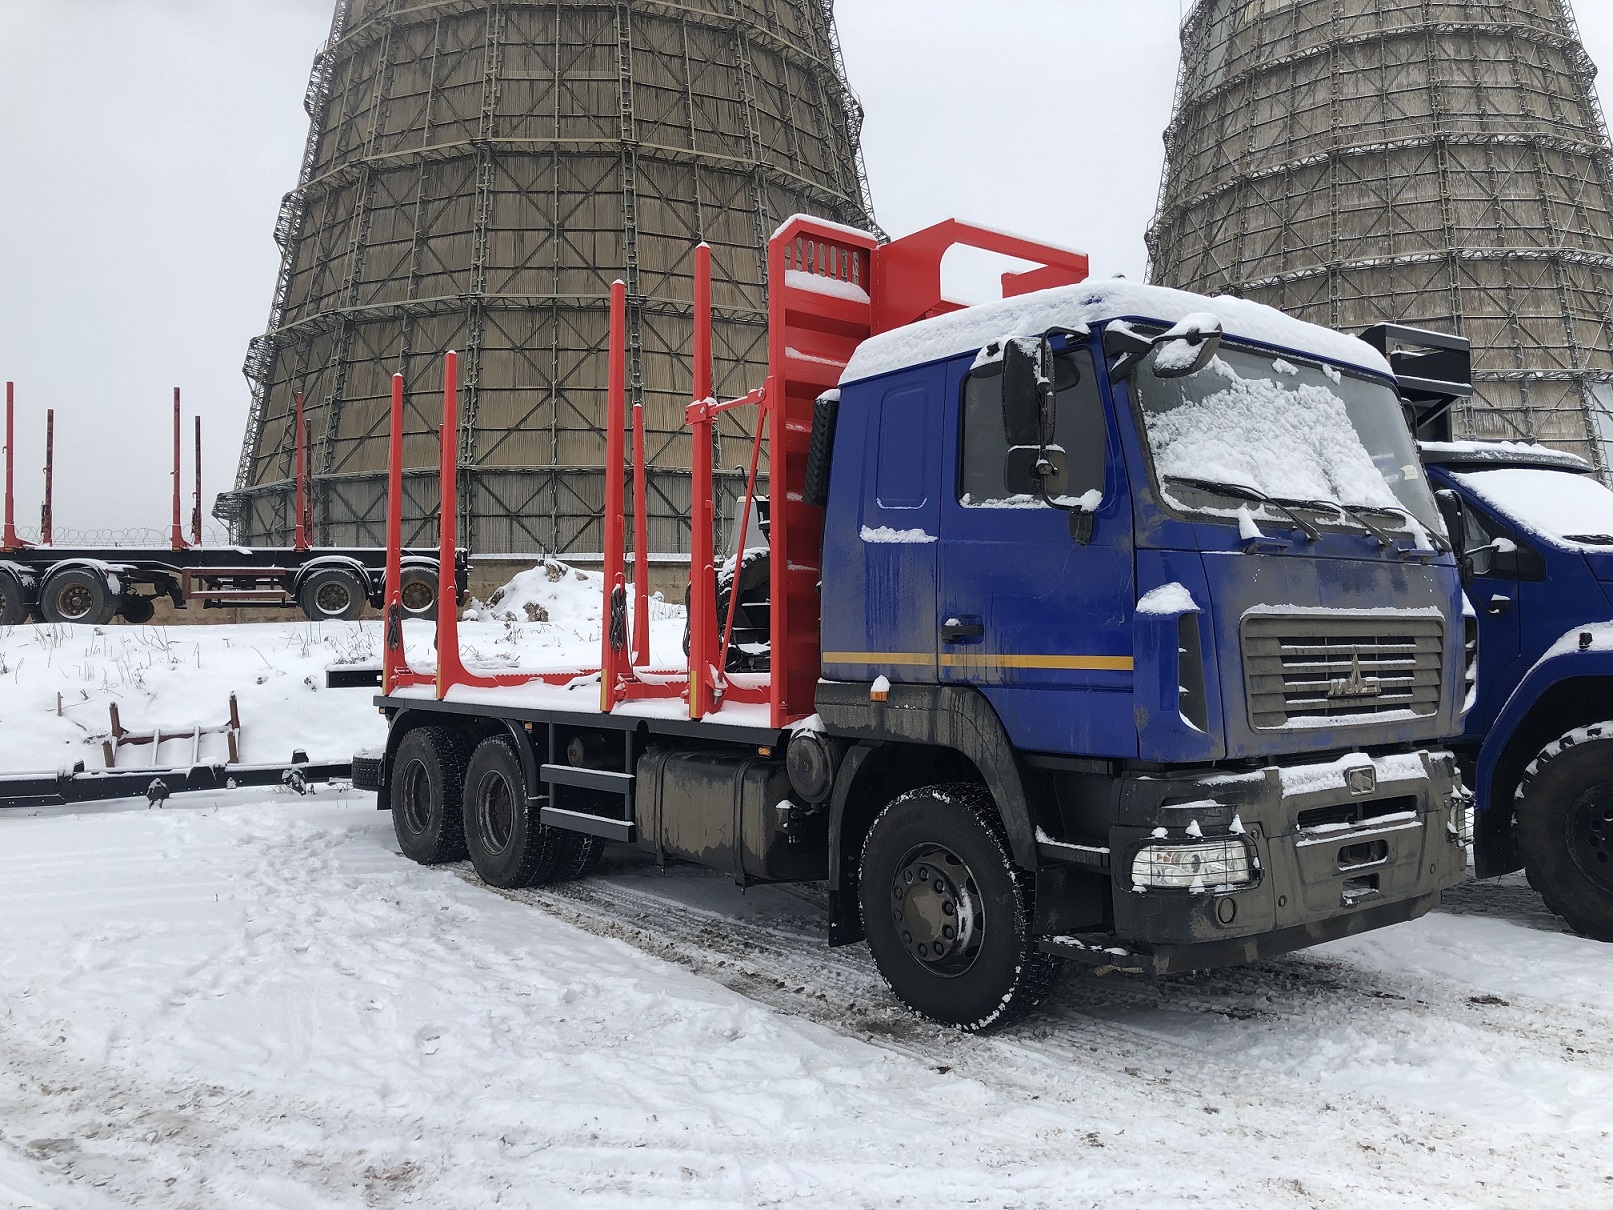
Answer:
[1131,838,1254,891]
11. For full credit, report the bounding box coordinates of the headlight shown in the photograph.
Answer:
[1131,838,1254,891]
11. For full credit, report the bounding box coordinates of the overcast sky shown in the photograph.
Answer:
[2,0,1613,536]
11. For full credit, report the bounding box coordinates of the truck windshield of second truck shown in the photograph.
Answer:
[1133,343,1445,543]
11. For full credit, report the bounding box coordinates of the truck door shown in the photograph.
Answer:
[820,367,943,684]
[938,341,1137,756]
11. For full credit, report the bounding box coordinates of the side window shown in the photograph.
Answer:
[959,348,1106,505]
[877,384,930,508]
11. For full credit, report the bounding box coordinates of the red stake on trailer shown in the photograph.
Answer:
[293,393,310,552]
[40,408,53,546]
[382,372,430,694]
[170,389,189,552]
[3,381,29,551]
[192,416,203,547]
[600,281,629,710]
[687,245,716,719]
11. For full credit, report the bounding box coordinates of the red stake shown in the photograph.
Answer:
[383,373,406,695]
[192,416,203,547]
[600,281,628,711]
[2,381,25,551]
[687,245,716,718]
[41,408,53,547]
[293,392,309,552]
[631,350,651,669]
[170,388,189,551]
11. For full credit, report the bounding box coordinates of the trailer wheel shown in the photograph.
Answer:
[119,595,156,625]
[1516,723,1613,941]
[398,567,438,620]
[391,727,470,864]
[556,832,607,880]
[300,567,366,621]
[0,570,27,627]
[859,783,1058,1031]
[40,568,116,625]
[462,735,565,888]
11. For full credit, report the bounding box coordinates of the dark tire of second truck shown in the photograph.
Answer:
[858,782,1059,1032]
[391,727,471,864]
[0,569,28,627]
[1515,722,1613,941]
[462,735,566,889]
[40,568,118,626]
[300,567,367,622]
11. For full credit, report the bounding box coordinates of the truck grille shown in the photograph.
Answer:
[1242,613,1444,730]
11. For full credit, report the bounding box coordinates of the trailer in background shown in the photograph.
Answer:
[0,381,466,625]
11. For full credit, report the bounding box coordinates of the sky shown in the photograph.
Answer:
[2,0,1612,537]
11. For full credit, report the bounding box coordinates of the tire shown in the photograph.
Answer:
[351,753,383,793]
[859,783,1058,1031]
[300,567,366,622]
[0,570,27,627]
[119,595,156,625]
[398,567,438,620]
[391,727,471,864]
[555,832,607,881]
[462,735,565,888]
[1515,723,1613,941]
[40,568,116,625]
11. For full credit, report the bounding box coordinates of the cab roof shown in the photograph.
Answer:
[838,278,1394,386]
[1418,440,1593,474]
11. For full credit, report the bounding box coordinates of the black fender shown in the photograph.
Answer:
[291,555,372,598]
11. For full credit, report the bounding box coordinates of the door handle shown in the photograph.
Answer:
[942,617,985,644]
[1486,594,1513,617]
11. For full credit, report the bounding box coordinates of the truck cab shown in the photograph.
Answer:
[1420,434,1613,939]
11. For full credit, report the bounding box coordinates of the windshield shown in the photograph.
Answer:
[1132,342,1445,538]
[1454,467,1613,546]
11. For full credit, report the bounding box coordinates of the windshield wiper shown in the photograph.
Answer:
[1565,533,1613,546]
[1165,476,1322,542]
[1289,498,1397,548]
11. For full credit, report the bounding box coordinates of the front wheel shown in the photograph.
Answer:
[40,568,116,625]
[1516,723,1613,941]
[391,727,470,864]
[859,783,1058,1031]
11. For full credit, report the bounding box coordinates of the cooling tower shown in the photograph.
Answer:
[1148,0,1613,466]
[220,0,875,553]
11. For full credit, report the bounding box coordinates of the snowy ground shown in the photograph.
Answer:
[3,568,1613,1206]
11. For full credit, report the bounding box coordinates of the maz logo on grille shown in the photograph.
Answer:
[1327,655,1383,700]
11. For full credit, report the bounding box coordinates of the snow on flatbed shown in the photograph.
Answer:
[2,794,1612,1207]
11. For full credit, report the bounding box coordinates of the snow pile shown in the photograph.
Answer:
[1136,582,1199,615]
[842,278,1392,384]
[461,558,684,632]
[1148,357,1399,510]
[859,525,936,544]
[1278,751,1429,797]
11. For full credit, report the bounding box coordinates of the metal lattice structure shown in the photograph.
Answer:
[220,0,875,554]
[1148,0,1613,466]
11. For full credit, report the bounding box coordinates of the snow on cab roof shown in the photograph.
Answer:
[839,278,1393,386]
[1419,440,1592,472]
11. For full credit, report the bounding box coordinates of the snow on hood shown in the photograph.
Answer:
[840,279,1392,385]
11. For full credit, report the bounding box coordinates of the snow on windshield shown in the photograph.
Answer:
[1453,467,1613,544]
[1145,356,1400,510]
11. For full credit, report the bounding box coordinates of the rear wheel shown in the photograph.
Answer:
[462,735,564,888]
[1516,723,1613,941]
[398,567,438,620]
[391,727,470,864]
[0,570,27,626]
[859,783,1058,1031]
[555,832,607,880]
[40,568,116,625]
[300,567,366,622]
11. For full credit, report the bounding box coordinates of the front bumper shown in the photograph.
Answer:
[1043,748,1467,974]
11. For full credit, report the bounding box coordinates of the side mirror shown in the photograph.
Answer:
[1003,444,1068,496]
[1468,543,1496,579]
[1434,489,1466,562]
[1150,315,1224,379]
[1104,323,1157,384]
[1002,336,1054,447]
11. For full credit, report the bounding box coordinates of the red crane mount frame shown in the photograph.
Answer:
[388,217,1089,728]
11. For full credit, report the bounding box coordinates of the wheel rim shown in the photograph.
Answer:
[1567,784,1613,894]
[315,581,352,615]
[399,758,432,836]
[475,769,515,855]
[56,583,94,621]
[401,580,434,614]
[890,843,983,978]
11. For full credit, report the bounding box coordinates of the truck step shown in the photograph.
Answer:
[540,764,635,796]
[539,805,636,843]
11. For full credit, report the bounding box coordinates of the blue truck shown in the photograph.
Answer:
[364,218,1470,1030]
[1389,325,1613,940]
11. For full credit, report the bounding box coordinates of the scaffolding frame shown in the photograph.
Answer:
[223,0,875,555]
[1149,0,1613,469]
